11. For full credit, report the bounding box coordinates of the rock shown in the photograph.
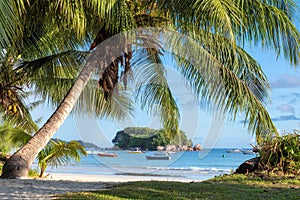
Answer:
[157,146,165,151]
[181,145,190,151]
[193,144,202,151]
[165,145,177,152]
[235,157,261,174]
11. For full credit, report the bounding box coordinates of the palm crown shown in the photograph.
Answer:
[0,0,299,140]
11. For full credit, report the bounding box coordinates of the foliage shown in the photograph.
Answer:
[1,0,299,142]
[112,127,191,150]
[0,121,88,178]
[259,131,300,174]
[27,168,39,178]
[0,123,32,154]
[1,0,300,178]
[37,139,87,178]
[59,174,300,200]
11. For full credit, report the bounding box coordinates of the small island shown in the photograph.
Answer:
[111,127,201,151]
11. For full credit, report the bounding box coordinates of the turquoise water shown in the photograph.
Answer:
[42,149,257,181]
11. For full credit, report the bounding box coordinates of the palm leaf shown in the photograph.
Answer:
[234,0,300,65]
[164,31,276,139]
[38,139,87,169]
[133,49,180,134]
[73,79,134,120]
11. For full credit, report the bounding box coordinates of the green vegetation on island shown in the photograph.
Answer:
[112,127,192,150]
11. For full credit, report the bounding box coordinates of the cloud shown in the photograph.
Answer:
[288,98,297,104]
[272,114,300,122]
[291,92,300,98]
[275,104,295,114]
[239,114,300,124]
[270,75,300,89]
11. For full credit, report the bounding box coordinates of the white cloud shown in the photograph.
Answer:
[270,75,300,89]
[275,104,295,114]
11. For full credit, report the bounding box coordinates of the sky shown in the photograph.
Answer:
[30,6,300,149]
[30,44,300,149]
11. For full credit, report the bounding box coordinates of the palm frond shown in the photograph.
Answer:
[15,50,88,105]
[156,0,242,41]
[233,0,300,65]
[0,123,32,152]
[187,29,270,104]
[38,139,87,169]
[164,31,276,139]
[72,79,134,120]
[133,50,180,134]
[0,0,23,52]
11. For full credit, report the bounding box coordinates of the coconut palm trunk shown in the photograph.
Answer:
[0,51,101,178]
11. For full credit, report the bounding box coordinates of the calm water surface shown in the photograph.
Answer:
[41,149,257,181]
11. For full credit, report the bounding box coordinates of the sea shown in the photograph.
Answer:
[40,149,257,181]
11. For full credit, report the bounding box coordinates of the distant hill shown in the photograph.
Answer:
[51,138,101,149]
[77,140,101,149]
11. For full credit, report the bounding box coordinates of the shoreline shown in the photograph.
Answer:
[0,172,202,199]
[46,172,203,182]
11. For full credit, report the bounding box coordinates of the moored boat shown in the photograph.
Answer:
[127,150,143,154]
[146,154,171,160]
[241,149,256,154]
[98,152,118,157]
[154,151,168,155]
[226,149,241,153]
[127,147,144,154]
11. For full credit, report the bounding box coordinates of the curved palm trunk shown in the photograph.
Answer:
[0,52,101,178]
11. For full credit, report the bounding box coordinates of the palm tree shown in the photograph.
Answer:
[37,139,87,178]
[0,0,133,178]
[1,0,299,178]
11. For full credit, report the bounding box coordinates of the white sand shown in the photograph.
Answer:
[0,173,200,199]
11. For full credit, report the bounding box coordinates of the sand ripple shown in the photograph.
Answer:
[0,178,111,199]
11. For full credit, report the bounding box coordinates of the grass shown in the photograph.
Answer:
[1,163,299,199]
[58,173,300,200]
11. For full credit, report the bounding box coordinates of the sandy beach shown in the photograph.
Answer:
[0,172,199,199]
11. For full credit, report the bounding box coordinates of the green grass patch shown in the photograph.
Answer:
[59,174,300,200]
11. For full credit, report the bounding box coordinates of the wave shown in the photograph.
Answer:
[145,166,231,173]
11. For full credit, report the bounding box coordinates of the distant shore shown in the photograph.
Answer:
[0,172,201,199]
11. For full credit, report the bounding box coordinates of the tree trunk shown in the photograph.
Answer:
[1,31,134,178]
[0,51,102,178]
[39,166,46,178]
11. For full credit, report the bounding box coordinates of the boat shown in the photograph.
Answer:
[154,151,169,155]
[241,149,256,154]
[127,147,144,154]
[146,155,171,160]
[127,150,143,154]
[226,149,241,153]
[98,152,118,157]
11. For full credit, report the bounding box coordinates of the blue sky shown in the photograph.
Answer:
[31,5,300,148]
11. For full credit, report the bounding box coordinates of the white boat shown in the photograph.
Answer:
[98,152,118,157]
[146,154,171,160]
[154,151,169,155]
[241,149,256,154]
[146,155,171,160]
[226,149,241,153]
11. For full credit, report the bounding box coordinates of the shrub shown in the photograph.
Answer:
[259,130,300,174]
